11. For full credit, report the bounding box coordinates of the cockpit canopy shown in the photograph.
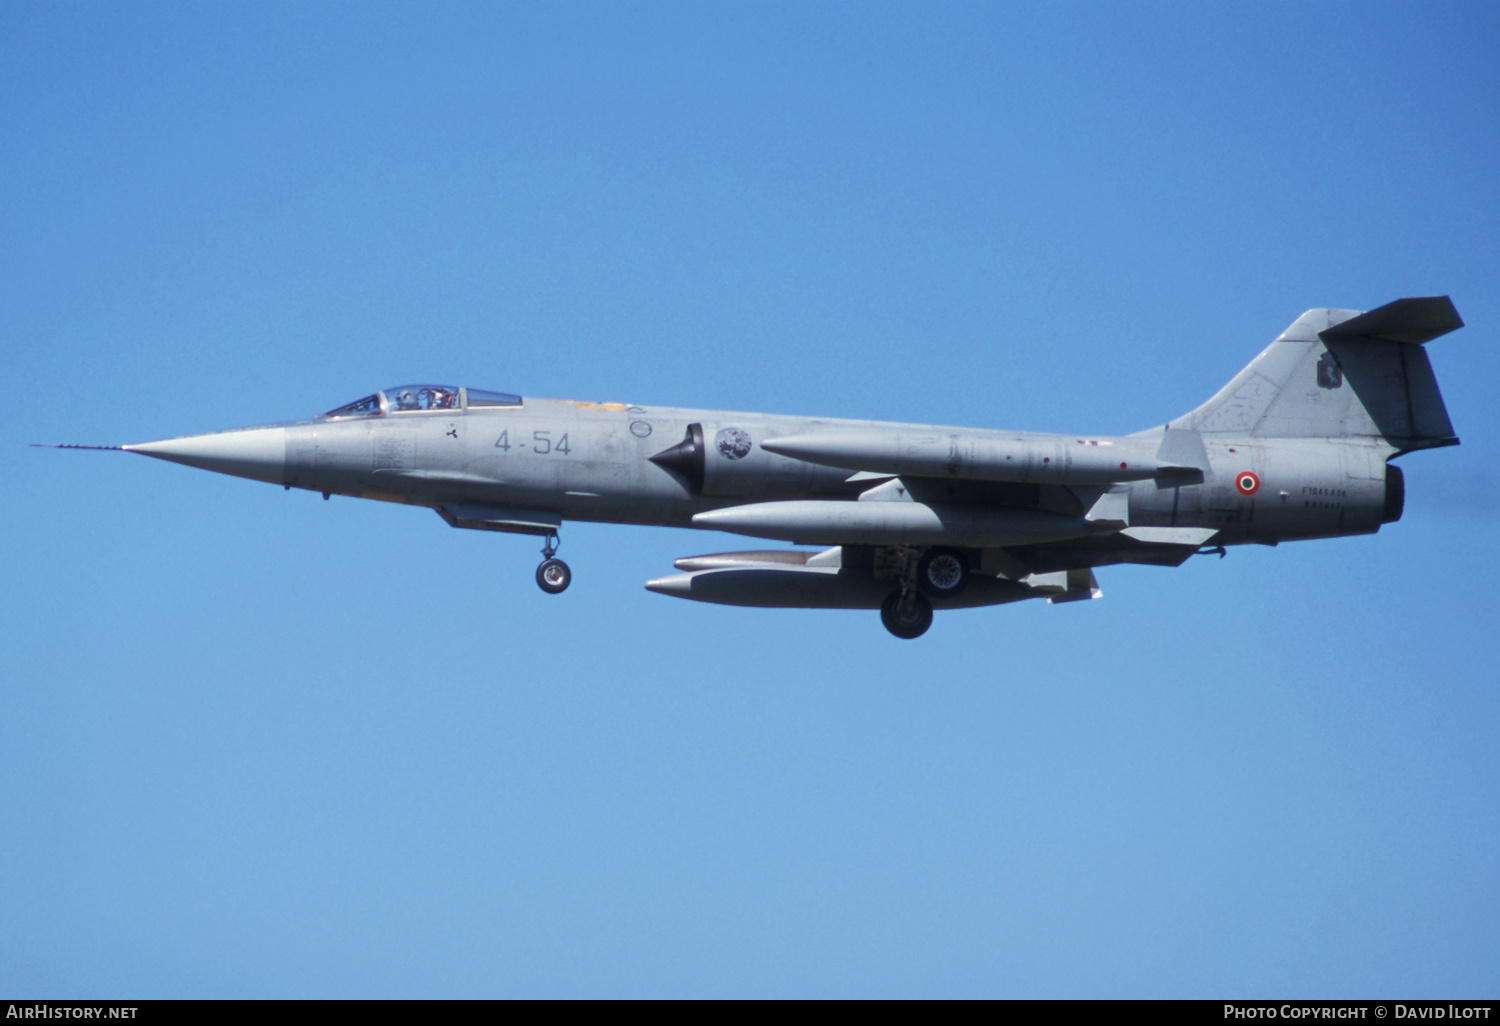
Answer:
[324,386,522,419]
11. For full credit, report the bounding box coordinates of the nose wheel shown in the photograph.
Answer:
[536,534,571,594]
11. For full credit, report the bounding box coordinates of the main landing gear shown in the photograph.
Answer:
[916,546,969,599]
[877,545,972,639]
[535,533,571,594]
[880,587,933,640]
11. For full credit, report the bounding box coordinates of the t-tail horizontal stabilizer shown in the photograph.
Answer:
[1319,296,1463,345]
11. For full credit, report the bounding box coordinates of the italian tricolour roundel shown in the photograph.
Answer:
[1235,471,1261,496]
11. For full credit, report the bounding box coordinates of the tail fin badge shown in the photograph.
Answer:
[1235,471,1261,495]
[1317,352,1343,389]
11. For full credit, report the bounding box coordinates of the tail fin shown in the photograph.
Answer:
[1172,297,1462,451]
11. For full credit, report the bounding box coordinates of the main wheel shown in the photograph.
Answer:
[880,589,933,639]
[536,558,572,594]
[917,547,968,598]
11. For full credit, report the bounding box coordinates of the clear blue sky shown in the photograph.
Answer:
[4,0,1497,998]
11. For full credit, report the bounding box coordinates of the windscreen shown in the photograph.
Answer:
[325,394,383,418]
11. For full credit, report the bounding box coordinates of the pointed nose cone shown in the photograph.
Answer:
[124,426,287,485]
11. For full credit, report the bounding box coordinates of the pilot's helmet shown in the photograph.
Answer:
[397,390,417,409]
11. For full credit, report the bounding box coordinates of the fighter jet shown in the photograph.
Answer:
[44,297,1462,638]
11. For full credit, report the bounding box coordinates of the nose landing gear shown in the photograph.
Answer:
[536,533,571,594]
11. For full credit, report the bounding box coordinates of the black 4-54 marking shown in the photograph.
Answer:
[495,429,572,455]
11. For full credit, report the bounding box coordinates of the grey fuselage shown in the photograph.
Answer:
[107,297,1460,631]
[130,394,1399,546]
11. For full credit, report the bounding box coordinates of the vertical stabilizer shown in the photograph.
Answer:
[1172,297,1461,451]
